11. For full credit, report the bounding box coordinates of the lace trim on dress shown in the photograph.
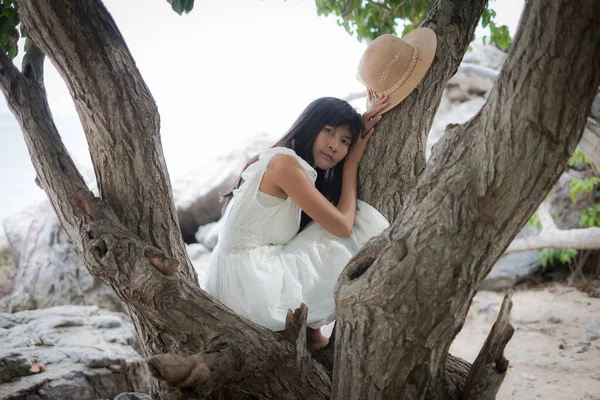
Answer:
[221,227,270,255]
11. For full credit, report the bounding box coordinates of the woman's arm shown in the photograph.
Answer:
[267,95,389,237]
[268,155,355,236]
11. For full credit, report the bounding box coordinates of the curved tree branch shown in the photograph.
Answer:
[333,0,600,398]
[357,0,488,222]
[0,48,21,94]
[506,202,600,252]
[21,41,45,87]
[17,0,195,282]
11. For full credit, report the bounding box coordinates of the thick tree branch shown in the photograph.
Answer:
[461,291,514,400]
[21,41,45,87]
[18,0,195,282]
[334,0,600,398]
[147,342,245,398]
[506,202,600,252]
[358,0,488,222]
[3,8,334,399]
[0,48,21,95]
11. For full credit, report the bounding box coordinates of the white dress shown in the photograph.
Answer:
[204,147,389,331]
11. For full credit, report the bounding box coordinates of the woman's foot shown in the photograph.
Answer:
[307,327,328,353]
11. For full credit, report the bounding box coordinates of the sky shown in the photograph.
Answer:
[0,0,524,236]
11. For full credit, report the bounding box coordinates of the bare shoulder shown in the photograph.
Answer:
[267,153,304,174]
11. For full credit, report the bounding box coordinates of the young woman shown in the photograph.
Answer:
[204,95,390,352]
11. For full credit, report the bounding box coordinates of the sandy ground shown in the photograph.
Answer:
[451,284,600,400]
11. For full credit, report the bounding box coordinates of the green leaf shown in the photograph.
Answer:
[185,0,194,13]
[171,0,184,15]
[7,43,16,58]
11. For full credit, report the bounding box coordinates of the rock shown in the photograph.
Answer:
[462,43,508,70]
[0,236,16,312]
[480,250,541,290]
[519,372,537,381]
[549,170,599,229]
[173,133,273,243]
[427,96,486,159]
[3,201,123,313]
[0,305,149,399]
[586,317,600,341]
[114,393,153,400]
[548,315,563,324]
[187,243,213,289]
[480,227,541,290]
[197,221,221,251]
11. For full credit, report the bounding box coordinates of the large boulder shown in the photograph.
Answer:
[480,226,542,291]
[0,305,149,399]
[549,169,599,229]
[173,133,273,243]
[3,202,123,313]
[0,237,16,312]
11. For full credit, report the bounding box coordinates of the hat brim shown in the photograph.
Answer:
[369,27,437,114]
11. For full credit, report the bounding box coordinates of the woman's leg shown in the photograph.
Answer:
[306,327,328,353]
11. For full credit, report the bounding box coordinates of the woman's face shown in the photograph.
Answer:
[312,125,353,169]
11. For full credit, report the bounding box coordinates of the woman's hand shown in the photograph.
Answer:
[345,94,389,166]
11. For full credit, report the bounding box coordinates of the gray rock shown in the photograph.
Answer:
[548,315,563,324]
[0,305,149,400]
[586,317,600,341]
[3,201,124,313]
[115,393,153,400]
[481,242,541,291]
[0,237,16,312]
[173,133,272,243]
[462,43,508,70]
[549,170,598,229]
[187,244,213,288]
[90,315,123,329]
[0,352,32,383]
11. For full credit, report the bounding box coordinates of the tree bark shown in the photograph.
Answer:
[2,0,599,399]
[333,0,600,398]
[357,0,488,222]
[17,0,195,282]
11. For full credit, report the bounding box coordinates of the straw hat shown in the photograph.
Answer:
[357,28,437,114]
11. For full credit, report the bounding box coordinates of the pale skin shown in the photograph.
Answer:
[259,94,389,351]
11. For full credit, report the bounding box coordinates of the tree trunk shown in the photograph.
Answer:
[358,0,487,222]
[333,0,600,398]
[1,0,598,399]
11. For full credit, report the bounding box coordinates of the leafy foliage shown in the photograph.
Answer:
[0,0,20,59]
[580,204,600,228]
[314,0,511,49]
[539,248,578,268]
[166,0,195,15]
[527,148,600,270]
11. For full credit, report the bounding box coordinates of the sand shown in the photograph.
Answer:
[451,284,600,400]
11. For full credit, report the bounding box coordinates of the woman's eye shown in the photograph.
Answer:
[342,140,350,146]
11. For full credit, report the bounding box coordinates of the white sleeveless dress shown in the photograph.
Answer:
[204,147,389,331]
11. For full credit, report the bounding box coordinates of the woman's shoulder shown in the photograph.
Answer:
[260,147,317,180]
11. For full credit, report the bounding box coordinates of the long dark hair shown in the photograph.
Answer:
[221,97,362,230]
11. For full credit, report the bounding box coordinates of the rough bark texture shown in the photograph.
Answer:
[358,0,487,222]
[333,0,600,398]
[4,2,330,400]
[17,0,195,283]
[2,0,599,398]
[461,291,514,400]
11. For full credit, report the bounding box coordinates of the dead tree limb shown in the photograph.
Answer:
[461,291,514,400]
[506,202,600,253]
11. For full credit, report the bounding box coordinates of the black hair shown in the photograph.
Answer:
[221,97,362,230]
